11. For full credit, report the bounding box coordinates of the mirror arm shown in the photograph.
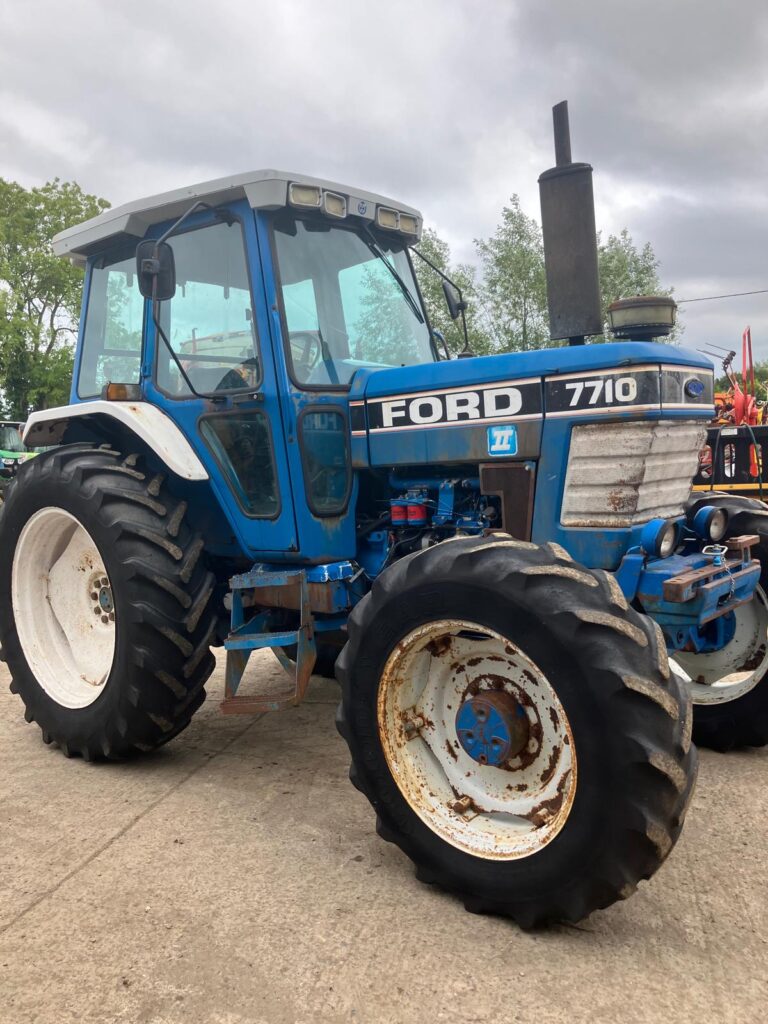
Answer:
[156,200,213,247]
[149,292,207,401]
[410,246,473,358]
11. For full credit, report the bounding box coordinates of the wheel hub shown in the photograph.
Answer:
[455,690,530,766]
[98,585,113,614]
[89,573,114,623]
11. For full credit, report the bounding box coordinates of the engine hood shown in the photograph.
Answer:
[348,342,714,469]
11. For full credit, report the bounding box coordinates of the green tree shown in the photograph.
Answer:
[0,179,109,418]
[413,228,491,355]
[597,229,678,341]
[470,201,676,353]
[474,196,549,353]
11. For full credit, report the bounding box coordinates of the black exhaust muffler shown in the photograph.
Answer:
[538,101,603,345]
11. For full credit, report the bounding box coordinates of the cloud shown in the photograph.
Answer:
[1,0,766,352]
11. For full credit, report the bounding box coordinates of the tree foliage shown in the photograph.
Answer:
[0,179,108,419]
[475,196,549,353]
[415,199,675,355]
[413,228,491,355]
[597,229,676,341]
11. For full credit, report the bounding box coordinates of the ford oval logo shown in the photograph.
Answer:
[685,378,705,398]
[357,200,368,215]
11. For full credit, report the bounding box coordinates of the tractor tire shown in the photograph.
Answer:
[0,444,218,760]
[336,535,696,927]
[679,492,768,750]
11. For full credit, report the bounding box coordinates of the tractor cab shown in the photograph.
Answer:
[34,172,436,563]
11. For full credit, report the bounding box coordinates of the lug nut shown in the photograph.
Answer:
[403,714,426,739]
[451,796,474,816]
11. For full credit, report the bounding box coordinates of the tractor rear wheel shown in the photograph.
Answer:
[0,444,218,759]
[678,493,768,750]
[336,535,696,927]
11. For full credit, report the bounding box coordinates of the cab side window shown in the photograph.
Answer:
[156,220,260,396]
[78,252,144,398]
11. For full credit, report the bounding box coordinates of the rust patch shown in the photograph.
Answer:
[445,740,458,761]
[521,770,571,828]
[539,746,560,786]
[462,672,507,699]
[606,488,635,513]
[741,644,766,672]
[549,706,559,730]
[426,635,452,658]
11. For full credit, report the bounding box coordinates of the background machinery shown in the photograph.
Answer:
[1,104,765,925]
[0,421,36,502]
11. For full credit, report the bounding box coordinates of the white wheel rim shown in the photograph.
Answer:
[672,586,768,705]
[377,620,577,860]
[11,507,116,709]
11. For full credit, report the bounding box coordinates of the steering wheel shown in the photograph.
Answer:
[289,331,322,375]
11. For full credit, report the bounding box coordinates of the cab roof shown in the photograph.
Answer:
[52,169,423,267]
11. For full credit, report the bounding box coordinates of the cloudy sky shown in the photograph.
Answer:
[1,0,766,359]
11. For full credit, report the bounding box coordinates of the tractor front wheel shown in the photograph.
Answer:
[0,445,218,759]
[678,493,768,750]
[336,535,696,927]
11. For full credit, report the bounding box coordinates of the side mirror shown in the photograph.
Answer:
[136,240,176,300]
[442,279,465,321]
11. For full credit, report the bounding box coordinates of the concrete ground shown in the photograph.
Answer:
[1,653,767,1024]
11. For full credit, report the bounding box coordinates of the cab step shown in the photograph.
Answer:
[221,567,316,715]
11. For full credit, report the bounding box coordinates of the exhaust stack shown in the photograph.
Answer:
[538,101,603,345]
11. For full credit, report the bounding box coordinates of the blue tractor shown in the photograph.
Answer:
[1,105,765,926]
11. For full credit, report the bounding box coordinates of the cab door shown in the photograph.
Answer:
[142,200,299,557]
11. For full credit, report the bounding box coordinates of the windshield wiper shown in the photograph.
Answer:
[362,228,425,325]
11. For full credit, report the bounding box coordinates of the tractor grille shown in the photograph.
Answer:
[560,419,707,528]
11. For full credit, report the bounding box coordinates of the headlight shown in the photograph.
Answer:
[3,458,14,466]
[641,518,679,558]
[692,505,729,542]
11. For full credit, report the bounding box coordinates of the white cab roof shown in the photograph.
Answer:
[52,169,423,266]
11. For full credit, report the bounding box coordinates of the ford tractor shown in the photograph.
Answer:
[1,104,765,927]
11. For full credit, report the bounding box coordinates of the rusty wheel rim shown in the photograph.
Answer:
[377,620,577,860]
[672,586,768,705]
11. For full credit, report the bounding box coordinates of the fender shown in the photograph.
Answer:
[23,401,209,481]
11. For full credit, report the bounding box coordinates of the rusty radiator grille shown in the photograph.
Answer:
[560,420,707,528]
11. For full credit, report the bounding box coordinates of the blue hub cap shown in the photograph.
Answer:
[455,690,530,767]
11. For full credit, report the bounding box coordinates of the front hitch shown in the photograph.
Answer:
[633,536,761,653]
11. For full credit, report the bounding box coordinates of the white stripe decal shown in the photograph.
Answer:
[364,377,541,404]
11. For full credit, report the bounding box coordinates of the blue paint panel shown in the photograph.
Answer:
[353,342,714,400]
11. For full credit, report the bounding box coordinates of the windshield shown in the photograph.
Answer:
[0,425,24,452]
[273,212,435,387]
